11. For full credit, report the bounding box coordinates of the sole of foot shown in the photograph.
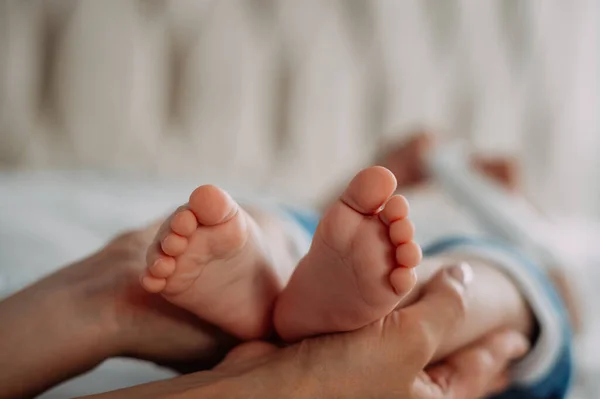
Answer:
[274,166,422,341]
[141,185,281,340]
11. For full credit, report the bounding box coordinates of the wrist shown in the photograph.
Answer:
[0,260,121,399]
[45,252,126,361]
[40,234,149,361]
[74,228,162,359]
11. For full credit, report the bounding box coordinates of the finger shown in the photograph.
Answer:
[214,341,278,370]
[428,329,529,399]
[395,263,472,367]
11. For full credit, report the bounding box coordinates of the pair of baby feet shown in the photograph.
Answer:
[140,166,422,342]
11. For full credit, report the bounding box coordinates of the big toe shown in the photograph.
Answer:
[189,185,238,226]
[341,166,397,215]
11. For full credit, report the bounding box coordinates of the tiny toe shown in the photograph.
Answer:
[389,267,417,297]
[140,274,167,293]
[396,241,422,268]
[341,166,397,215]
[161,233,188,256]
[380,195,409,225]
[189,185,238,226]
[145,243,162,268]
[389,218,415,245]
[148,257,177,278]
[170,209,198,236]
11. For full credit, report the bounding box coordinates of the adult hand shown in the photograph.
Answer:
[84,227,240,371]
[86,264,529,399]
[0,225,240,399]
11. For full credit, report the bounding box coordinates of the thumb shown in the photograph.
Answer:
[393,263,472,368]
[214,341,278,370]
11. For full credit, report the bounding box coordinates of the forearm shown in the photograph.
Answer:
[77,372,224,399]
[78,368,294,399]
[0,255,119,399]
[401,256,535,363]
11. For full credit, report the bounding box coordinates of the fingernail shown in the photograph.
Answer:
[446,262,474,286]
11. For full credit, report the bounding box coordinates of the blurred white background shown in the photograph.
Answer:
[0,0,598,213]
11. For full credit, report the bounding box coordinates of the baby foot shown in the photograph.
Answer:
[141,185,281,340]
[274,166,422,341]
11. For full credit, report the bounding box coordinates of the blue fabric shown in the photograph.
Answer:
[424,236,573,399]
[281,206,320,236]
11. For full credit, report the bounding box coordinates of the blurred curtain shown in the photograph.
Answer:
[0,0,597,215]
